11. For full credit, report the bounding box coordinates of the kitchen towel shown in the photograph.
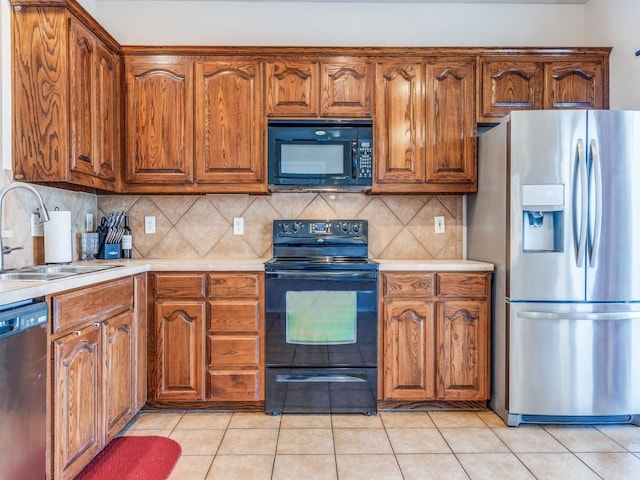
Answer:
[44,210,72,263]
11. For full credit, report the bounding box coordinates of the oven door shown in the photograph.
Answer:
[265,270,378,368]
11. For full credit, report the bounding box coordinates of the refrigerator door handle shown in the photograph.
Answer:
[518,311,640,321]
[575,139,588,268]
[589,139,603,268]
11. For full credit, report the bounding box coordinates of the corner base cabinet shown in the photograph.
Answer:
[380,272,491,402]
[50,275,145,480]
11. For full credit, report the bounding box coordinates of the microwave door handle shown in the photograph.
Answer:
[352,143,358,178]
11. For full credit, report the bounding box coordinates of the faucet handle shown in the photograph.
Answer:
[2,246,24,255]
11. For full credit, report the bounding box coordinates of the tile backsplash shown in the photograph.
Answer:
[2,170,463,266]
[1,170,98,269]
[98,192,463,260]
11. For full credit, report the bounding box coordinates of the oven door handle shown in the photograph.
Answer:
[266,270,377,280]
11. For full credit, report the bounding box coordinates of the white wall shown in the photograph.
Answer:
[95,1,587,46]
[1,0,11,171]
[585,0,640,109]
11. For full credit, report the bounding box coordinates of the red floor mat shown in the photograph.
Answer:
[75,436,181,480]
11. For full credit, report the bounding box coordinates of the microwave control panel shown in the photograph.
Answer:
[357,140,373,179]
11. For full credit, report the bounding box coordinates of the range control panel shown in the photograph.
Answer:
[274,220,368,238]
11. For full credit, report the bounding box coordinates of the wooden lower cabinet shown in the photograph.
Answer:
[50,276,141,480]
[154,301,206,401]
[380,272,491,403]
[103,311,136,442]
[149,272,264,406]
[53,324,102,480]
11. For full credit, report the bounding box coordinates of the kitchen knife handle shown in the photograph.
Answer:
[589,139,602,268]
[575,139,588,268]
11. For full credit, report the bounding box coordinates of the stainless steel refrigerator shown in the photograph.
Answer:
[468,110,640,426]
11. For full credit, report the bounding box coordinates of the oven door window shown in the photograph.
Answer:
[286,291,356,345]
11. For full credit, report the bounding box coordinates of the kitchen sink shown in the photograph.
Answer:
[0,264,122,281]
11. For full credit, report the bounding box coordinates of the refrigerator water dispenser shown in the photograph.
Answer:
[522,184,564,252]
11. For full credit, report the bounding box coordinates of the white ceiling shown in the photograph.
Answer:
[99,0,588,3]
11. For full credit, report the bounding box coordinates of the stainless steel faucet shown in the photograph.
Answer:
[0,182,51,271]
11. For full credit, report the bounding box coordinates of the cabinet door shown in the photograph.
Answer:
[437,300,489,400]
[544,60,606,110]
[320,59,372,117]
[69,18,95,178]
[382,298,436,400]
[478,59,543,122]
[194,60,265,190]
[124,59,194,184]
[94,40,119,183]
[266,59,319,116]
[103,311,135,443]
[154,301,206,401]
[425,58,477,191]
[373,61,425,191]
[53,324,102,480]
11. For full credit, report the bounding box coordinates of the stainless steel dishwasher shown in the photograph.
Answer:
[0,300,48,479]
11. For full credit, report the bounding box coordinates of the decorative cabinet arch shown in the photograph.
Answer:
[124,61,194,185]
[380,272,491,403]
[374,57,476,193]
[195,60,265,187]
[154,302,206,401]
[383,298,437,400]
[267,57,372,117]
[478,56,608,122]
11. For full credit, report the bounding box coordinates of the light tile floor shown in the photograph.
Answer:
[120,410,640,480]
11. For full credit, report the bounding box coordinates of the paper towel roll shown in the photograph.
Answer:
[44,210,72,264]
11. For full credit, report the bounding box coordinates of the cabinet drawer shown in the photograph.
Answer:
[437,273,489,298]
[52,277,133,334]
[154,273,206,298]
[209,335,259,366]
[208,370,260,401]
[209,300,260,333]
[207,273,260,298]
[382,273,435,297]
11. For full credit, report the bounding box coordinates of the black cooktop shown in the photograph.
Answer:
[266,220,377,272]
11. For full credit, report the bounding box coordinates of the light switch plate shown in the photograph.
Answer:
[434,216,445,234]
[31,213,44,237]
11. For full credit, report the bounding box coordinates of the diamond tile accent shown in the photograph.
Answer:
[175,197,229,256]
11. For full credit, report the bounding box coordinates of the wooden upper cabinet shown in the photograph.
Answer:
[11,6,119,191]
[545,59,606,110]
[425,58,476,190]
[94,41,119,183]
[320,59,372,117]
[267,59,318,116]
[194,59,265,189]
[124,59,194,185]
[373,60,426,188]
[374,58,476,193]
[267,57,372,117]
[478,51,610,123]
[68,19,95,178]
[479,59,543,122]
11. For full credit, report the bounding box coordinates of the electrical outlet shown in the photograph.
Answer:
[434,216,445,234]
[233,217,244,235]
[144,216,156,234]
[31,213,44,237]
[85,213,94,232]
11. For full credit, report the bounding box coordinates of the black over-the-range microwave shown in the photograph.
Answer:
[267,119,373,192]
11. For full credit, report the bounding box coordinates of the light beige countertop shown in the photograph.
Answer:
[375,259,494,272]
[0,258,493,306]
